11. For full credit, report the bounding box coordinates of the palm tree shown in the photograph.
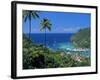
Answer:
[40,18,52,47]
[23,10,39,40]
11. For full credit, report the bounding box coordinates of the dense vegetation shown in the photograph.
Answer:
[23,35,90,69]
[71,28,90,48]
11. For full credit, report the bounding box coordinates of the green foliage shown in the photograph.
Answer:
[40,18,52,31]
[71,28,90,48]
[23,35,90,69]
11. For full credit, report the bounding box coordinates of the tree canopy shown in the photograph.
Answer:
[71,28,90,48]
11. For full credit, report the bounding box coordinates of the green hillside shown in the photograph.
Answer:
[71,28,90,48]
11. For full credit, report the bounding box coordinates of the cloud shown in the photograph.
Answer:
[63,28,77,33]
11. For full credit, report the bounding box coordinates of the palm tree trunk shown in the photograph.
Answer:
[44,28,46,68]
[45,28,46,47]
[29,18,31,40]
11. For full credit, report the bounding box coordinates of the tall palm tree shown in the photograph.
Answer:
[23,10,39,40]
[40,18,52,47]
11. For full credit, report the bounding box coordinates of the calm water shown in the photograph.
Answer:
[25,33,90,57]
[30,33,73,48]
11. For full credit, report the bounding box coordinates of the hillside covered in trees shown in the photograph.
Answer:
[71,28,90,48]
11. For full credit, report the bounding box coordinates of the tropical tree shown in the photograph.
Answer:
[23,10,39,40]
[40,18,52,47]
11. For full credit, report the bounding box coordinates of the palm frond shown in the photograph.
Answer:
[24,16,28,22]
[23,10,29,22]
[40,18,52,31]
[31,11,39,19]
[47,26,51,31]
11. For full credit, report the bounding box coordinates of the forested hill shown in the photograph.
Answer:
[71,28,90,48]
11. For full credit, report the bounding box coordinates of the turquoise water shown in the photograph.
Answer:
[48,42,90,57]
[57,42,75,50]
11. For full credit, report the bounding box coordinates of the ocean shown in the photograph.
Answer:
[28,33,74,49]
[25,33,90,57]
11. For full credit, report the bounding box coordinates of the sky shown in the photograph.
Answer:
[23,11,91,33]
